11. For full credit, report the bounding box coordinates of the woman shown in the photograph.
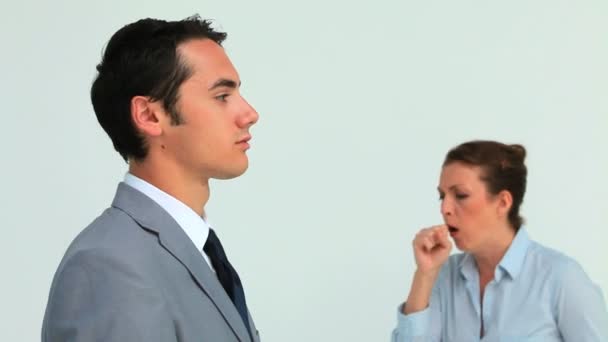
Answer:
[392,140,608,341]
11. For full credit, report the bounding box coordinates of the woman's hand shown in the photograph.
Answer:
[412,225,452,275]
[403,225,453,315]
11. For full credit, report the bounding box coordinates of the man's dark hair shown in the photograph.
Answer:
[91,15,227,162]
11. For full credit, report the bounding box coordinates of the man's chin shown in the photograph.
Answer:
[212,164,249,180]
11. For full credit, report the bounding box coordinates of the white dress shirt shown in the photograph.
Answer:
[123,173,215,272]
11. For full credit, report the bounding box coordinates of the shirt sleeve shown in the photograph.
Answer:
[554,258,608,342]
[391,277,442,342]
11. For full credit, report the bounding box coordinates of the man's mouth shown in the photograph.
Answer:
[237,135,251,144]
[447,225,459,234]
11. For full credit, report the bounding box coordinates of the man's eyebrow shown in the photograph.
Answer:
[208,78,241,91]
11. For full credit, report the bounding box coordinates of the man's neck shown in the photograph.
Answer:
[128,159,210,217]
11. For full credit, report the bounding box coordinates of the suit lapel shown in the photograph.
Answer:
[111,183,251,342]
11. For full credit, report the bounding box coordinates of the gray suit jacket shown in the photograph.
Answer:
[42,183,260,342]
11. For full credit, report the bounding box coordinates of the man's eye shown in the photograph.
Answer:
[216,94,228,101]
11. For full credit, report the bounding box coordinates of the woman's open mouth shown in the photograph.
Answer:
[447,225,459,236]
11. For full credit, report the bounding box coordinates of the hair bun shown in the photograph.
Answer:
[509,144,527,161]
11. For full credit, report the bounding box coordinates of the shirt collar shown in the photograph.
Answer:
[459,227,531,281]
[459,253,477,281]
[497,227,531,280]
[123,173,211,251]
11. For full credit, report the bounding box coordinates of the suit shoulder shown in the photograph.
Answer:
[57,206,158,274]
[68,206,150,250]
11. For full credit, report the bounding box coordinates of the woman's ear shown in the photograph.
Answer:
[496,190,513,219]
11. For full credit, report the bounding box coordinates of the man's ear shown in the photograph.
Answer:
[130,96,163,137]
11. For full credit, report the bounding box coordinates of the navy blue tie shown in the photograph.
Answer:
[203,229,252,338]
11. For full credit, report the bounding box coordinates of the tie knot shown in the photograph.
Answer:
[203,229,226,259]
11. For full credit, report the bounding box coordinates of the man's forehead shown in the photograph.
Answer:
[178,39,239,85]
[185,74,240,90]
[178,38,226,58]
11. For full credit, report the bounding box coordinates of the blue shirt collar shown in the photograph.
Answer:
[497,227,531,280]
[459,227,531,281]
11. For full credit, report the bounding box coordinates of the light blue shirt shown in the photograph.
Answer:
[392,228,608,341]
[123,173,215,271]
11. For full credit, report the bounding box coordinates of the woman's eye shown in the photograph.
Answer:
[455,193,469,200]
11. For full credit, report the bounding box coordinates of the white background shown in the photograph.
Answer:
[1,0,606,341]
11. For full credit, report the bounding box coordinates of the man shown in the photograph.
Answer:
[42,15,260,342]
